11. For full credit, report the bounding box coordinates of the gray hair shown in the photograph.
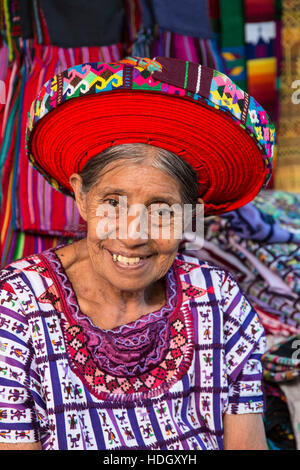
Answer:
[79,143,199,205]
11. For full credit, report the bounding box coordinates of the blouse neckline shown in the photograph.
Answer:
[39,243,195,401]
[45,243,179,334]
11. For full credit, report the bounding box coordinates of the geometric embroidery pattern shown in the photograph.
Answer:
[65,303,191,398]
[181,281,214,303]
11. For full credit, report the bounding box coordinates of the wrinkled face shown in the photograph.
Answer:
[72,160,184,292]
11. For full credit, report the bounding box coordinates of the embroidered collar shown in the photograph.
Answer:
[41,246,194,401]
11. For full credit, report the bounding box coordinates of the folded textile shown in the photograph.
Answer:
[263,383,296,450]
[262,335,300,383]
[252,190,300,234]
[252,304,300,337]
[223,202,300,243]
[213,235,300,327]
[190,236,300,329]
[263,335,300,449]
[184,190,300,330]
[279,380,300,449]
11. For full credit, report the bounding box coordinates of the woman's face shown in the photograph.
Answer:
[72,159,184,292]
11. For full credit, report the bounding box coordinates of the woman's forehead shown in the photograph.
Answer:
[90,161,182,198]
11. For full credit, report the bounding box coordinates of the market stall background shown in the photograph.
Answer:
[0,0,299,450]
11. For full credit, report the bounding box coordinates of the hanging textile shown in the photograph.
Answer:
[39,0,125,47]
[133,0,225,71]
[219,0,247,90]
[274,0,300,193]
[0,0,137,266]
[142,0,213,38]
[244,0,282,128]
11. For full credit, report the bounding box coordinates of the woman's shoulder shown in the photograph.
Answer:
[175,251,229,284]
[0,252,43,284]
[0,246,63,309]
[0,241,73,281]
[0,248,53,280]
[175,251,247,306]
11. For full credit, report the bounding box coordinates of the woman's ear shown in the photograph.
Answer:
[69,173,88,221]
[182,198,204,234]
[185,197,205,234]
[196,197,205,219]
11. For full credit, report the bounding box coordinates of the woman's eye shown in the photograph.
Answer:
[106,198,119,207]
[158,210,168,217]
[154,208,173,217]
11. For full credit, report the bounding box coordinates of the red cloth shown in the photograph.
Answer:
[245,0,275,22]
[30,90,266,216]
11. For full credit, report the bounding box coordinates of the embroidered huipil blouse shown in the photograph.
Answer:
[0,246,265,450]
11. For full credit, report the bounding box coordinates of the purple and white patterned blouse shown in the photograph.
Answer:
[0,245,265,450]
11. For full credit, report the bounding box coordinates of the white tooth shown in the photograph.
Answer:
[115,254,141,264]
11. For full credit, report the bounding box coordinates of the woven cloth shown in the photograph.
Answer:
[139,0,213,38]
[186,189,300,329]
[274,0,300,193]
[219,0,247,90]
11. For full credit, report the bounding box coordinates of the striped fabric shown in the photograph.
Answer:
[148,29,225,72]
[0,246,265,450]
[244,1,282,126]
[0,40,122,267]
[219,0,247,90]
[274,0,300,193]
[0,0,130,266]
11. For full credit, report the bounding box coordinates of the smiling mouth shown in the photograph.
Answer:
[107,250,153,267]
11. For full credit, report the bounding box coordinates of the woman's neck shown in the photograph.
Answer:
[55,240,166,330]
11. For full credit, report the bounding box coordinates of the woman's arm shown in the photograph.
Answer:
[0,275,44,449]
[0,442,42,450]
[223,413,268,450]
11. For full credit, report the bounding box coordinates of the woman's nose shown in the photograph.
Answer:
[121,205,149,244]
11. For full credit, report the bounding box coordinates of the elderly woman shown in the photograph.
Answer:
[0,57,274,450]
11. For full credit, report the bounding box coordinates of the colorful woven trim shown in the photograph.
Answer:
[26,55,275,194]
